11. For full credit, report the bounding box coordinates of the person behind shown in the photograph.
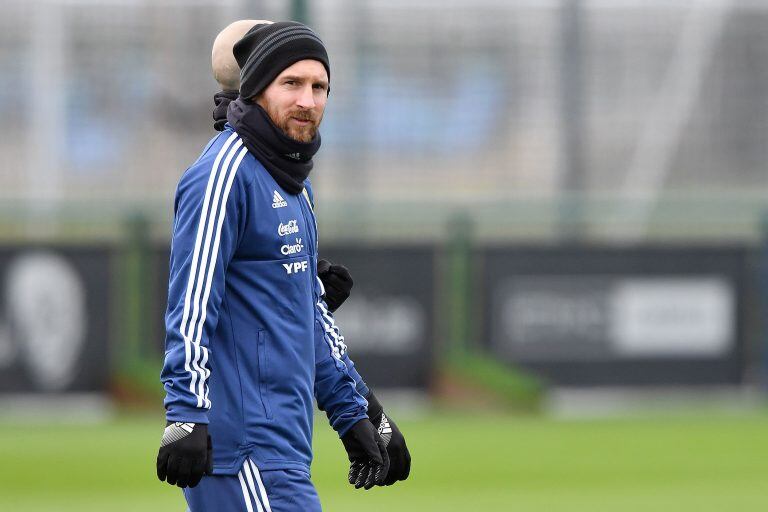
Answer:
[156,21,409,511]
[211,20,272,132]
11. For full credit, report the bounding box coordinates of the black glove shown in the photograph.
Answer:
[317,259,353,312]
[340,418,390,490]
[156,422,213,488]
[366,391,411,485]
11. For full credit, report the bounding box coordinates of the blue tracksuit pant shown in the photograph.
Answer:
[184,458,321,512]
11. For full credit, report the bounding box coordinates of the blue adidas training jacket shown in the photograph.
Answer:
[161,127,370,475]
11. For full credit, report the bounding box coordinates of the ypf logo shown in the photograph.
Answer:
[283,260,309,275]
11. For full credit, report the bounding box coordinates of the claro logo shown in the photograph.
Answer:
[280,238,303,255]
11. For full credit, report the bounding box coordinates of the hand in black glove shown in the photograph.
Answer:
[317,259,353,312]
[156,422,213,488]
[366,391,411,485]
[341,418,390,490]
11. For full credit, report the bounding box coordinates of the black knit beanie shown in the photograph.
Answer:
[233,21,330,99]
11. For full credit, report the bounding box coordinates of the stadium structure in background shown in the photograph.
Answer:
[0,0,767,400]
[0,0,765,244]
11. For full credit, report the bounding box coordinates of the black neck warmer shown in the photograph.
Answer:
[226,97,320,195]
[213,91,239,131]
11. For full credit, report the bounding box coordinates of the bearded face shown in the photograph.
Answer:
[262,101,323,143]
[255,60,328,143]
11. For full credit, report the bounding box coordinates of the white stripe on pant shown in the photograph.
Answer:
[238,458,272,512]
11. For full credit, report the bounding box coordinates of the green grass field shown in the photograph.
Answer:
[2,411,767,511]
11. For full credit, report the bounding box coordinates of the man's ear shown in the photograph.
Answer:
[251,92,268,108]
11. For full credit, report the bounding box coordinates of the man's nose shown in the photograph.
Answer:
[296,85,316,109]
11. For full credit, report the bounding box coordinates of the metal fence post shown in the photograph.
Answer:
[445,212,474,361]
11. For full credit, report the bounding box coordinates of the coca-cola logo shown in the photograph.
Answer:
[277,219,299,237]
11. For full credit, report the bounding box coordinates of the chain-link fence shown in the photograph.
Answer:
[1,0,766,242]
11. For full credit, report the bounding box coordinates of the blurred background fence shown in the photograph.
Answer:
[0,0,767,403]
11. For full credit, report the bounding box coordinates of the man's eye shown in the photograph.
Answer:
[313,84,327,91]
[285,80,296,86]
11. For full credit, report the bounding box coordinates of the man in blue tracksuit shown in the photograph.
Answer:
[157,21,409,511]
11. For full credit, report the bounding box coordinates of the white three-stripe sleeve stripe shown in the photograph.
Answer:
[189,142,246,408]
[305,187,344,359]
[320,321,343,358]
[317,300,348,357]
[304,189,347,359]
[238,470,255,512]
[195,146,248,407]
[318,301,343,342]
[177,132,242,408]
[187,139,243,408]
[316,300,340,357]
[180,132,237,407]
[319,310,344,358]
[187,139,243,407]
[243,462,265,512]
[316,276,326,296]
[190,140,243,343]
[249,459,273,512]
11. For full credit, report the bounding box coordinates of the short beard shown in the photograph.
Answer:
[265,104,321,143]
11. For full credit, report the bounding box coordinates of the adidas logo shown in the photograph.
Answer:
[272,190,288,209]
[378,413,393,447]
[378,413,392,435]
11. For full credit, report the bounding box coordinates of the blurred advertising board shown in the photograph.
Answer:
[481,247,754,386]
[0,247,111,393]
[321,246,436,390]
[153,245,436,390]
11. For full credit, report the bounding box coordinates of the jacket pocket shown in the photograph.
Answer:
[257,329,273,420]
